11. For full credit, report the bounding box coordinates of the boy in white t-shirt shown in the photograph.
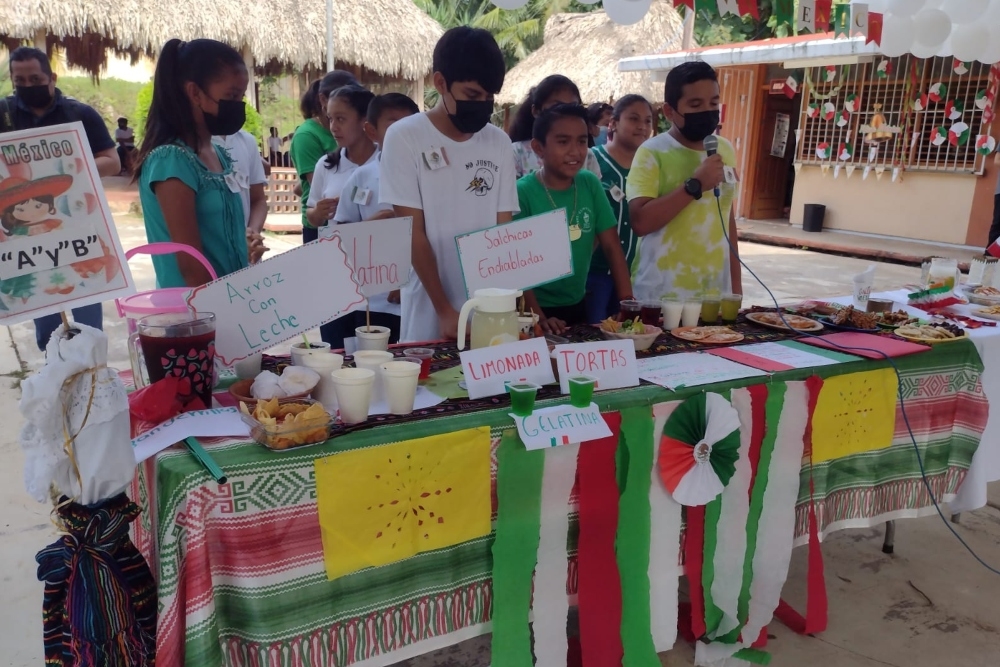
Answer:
[333,93,421,346]
[380,27,518,343]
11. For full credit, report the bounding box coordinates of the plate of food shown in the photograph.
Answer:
[671,326,745,344]
[894,322,966,344]
[875,309,920,330]
[745,311,824,332]
[239,398,333,451]
[973,304,1000,321]
[815,305,879,332]
[600,317,662,351]
[787,301,842,318]
[964,285,1000,306]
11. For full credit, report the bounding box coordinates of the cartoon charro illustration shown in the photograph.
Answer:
[0,174,72,239]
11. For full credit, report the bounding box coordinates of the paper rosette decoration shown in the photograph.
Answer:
[876,60,892,79]
[928,82,947,104]
[949,122,971,147]
[945,99,964,121]
[976,90,992,111]
[912,93,929,112]
[821,102,836,121]
[839,142,854,161]
[954,59,970,76]
[658,393,741,507]
[822,65,837,83]
[816,142,831,160]
[806,102,820,119]
[844,93,861,114]
[836,110,850,128]
[931,126,948,147]
[976,135,996,156]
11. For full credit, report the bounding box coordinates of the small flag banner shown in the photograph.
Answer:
[551,434,571,447]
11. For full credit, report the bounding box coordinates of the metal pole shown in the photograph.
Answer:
[326,0,335,72]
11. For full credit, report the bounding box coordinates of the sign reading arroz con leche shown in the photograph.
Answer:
[455,210,572,298]
[318,217,412,296]
[0,121,134,325]
[186,235,364,365]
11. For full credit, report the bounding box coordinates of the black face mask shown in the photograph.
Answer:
[446,90,494,134]
[16,84,53,109]
[203,98,246,137]
[677,109,720,143]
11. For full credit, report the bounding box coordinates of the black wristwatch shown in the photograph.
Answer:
[684,178,703,200]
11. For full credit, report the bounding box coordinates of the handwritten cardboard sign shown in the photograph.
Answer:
[552,340,639,393]
[455,209,572,298]
[511,403,612,451]
[460,336,555,399]
[0,121,134,325]
[319,217,412,296]
[187,234,364,364]
[131,407,249,463]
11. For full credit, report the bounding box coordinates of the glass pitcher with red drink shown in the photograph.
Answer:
[129,312,217,407]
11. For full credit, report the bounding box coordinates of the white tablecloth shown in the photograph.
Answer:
[830,290,1000,513]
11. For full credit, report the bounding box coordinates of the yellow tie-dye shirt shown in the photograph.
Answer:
[625,133,737,302]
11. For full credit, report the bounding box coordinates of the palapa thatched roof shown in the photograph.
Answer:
[0,0,443,80]
[497,0,685,105]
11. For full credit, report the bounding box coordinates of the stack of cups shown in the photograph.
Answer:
[380,360,422,414]
[330,368,375,424]
[297,352,344,411]
[353,350,394,403]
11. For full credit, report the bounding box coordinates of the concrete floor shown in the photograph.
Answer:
[1,214,998,667]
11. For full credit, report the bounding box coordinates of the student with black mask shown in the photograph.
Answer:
[627,60,743,305]
[1,46,120,350]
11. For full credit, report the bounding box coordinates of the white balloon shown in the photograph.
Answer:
[909,38,940,59]
[943,0,989,24]
[603,0,652,25]
[979,25,1000,64]
[490,0,529,8]
[951,22,990,62]
[912,8,951,48]
[878,13,914,58]
[888,0,924,17]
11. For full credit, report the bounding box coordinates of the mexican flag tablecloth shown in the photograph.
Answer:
[131,339,986,667]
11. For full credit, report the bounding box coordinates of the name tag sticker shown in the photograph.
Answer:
[609,184,625,202]
[422,147,449,170]
[723,166,738,185]
[352,187,372,205]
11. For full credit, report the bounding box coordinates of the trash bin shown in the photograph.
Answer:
[802,204,826,233]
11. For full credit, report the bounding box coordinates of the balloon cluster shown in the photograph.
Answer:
[491,0,651,26]
[859,0,1000,64]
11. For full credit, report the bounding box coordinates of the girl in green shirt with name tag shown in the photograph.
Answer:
[516,104,633,334]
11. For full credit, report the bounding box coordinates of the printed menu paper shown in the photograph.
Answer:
[455,209,572,297]
[708,340,858,372]
[637,352,767,391]
[511,402,612,451]
[187,235,364,364]
[132,407,249,463]
[0,121,134,325]
[460,337,555,399]
[552,339,639,393]
[319,216,412,296]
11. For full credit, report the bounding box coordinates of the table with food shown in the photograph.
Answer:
[124,276,999,667]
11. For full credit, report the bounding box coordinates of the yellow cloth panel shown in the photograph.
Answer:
[315,426,492,580]
[812,368,898,463]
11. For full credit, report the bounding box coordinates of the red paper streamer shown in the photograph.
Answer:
[774,376,829,635]
[745,384,769,499]
[674,0,694,9]
[867,12,883,45]
[577,412,624,667]
[683,505,707,639]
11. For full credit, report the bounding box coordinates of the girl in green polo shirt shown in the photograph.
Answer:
[518,104,634,334]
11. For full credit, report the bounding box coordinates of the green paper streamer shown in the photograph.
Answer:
[617,407,659,667]
[491,430,545,667]
[735,647,773,664]
[700,390,731,638]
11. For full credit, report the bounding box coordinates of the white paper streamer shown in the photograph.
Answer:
[650,402,683,652]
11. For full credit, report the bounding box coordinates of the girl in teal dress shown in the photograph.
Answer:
[134,38,264,288]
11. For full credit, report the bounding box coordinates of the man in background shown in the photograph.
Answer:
[0,46,120,350]
[115,117,135,175]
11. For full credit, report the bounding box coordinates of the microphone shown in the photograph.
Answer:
[703,135,720,198]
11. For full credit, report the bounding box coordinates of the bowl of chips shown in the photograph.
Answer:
[239,398,333,451]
